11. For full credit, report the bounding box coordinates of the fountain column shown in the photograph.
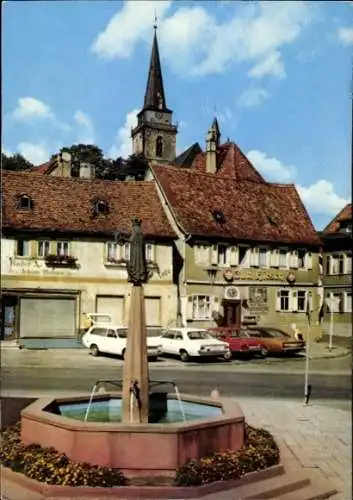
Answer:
[122,217,150,423]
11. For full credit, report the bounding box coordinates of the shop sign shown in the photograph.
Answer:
[233,269,286,281]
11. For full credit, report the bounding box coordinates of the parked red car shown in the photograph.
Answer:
[207,327,264,358]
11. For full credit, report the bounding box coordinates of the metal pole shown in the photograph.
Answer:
[329,306,333,351]
[303,321,311,405]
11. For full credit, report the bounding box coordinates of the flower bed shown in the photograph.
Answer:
[0,423,279,488]
[174,423,280,486]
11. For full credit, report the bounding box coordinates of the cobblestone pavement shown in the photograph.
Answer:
[226,397,352,500]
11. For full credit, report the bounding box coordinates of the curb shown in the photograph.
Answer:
[2,464,285,499]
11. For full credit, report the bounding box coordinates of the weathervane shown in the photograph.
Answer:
[153,10,158,30]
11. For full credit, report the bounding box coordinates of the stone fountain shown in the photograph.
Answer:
[20,218,245,478]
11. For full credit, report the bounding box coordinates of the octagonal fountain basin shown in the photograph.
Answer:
[21,393,245,477]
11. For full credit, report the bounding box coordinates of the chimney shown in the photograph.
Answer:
[79,162,94,179]
[205,117,220,174]
[57,151,72,177]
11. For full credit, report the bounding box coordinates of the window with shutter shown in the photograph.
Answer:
[305,252,313,270]
[229,246,238,266]
[239,246,248,267]
[345,253,352,274]
[211,245,218,265]
[186,296,194,320]
[325,255,331,275]
[298,249,306,268]
[270,249,279,267]
[345,292,352,313]
[279,249,288,268]
[251,248,259,267]
[291,291,298,312]
[291,251,299,268]
[259,248,268,267]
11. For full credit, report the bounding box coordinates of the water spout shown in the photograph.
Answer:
[84,383,98,422]
[174,384,186,422]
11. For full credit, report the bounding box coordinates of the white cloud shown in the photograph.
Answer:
[12,97,54,122]
[337,27,353,46]
[91,1,172,59]
[247,150,296,182]
[74,110,95,144]
[238,87,270,108]
[248,51,285,79]
[296,180,349,216]
[91,1,313,78]
[17,142,49,165]
[108,109,138,159]
[10,97,71,132]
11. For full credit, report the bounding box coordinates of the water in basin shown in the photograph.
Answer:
[57,398,222,423]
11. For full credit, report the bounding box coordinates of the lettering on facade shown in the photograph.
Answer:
[233,269,287,281]
[248,286,268,314]
[9,260,67,276]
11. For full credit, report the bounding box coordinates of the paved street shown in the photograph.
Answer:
[2,348,351,409]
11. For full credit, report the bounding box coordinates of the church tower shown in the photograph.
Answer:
[131,25,177,163]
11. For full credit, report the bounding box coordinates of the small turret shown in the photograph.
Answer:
[206,117,221,174]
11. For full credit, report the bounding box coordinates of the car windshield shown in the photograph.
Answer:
[117,328,128,338]
[263,329,289,338]
[187,331,212,340]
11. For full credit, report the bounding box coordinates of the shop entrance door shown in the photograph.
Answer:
[1,296,18,340]
[222,300,241,327]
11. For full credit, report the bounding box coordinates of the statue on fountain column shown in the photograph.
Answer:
[127,217,148,285]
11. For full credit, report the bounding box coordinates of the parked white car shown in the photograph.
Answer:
[82,325,162,361]
[158,328,231,362]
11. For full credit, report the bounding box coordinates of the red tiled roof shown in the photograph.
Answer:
[322,203,352,235]
[2,171,176,239]
[151,164,320,246]
[191,143,265,183]
[31,158,57,174]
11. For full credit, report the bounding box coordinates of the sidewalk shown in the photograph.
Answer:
[2,396,351,500]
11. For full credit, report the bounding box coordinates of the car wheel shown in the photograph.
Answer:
[223,351,232,361]
[260,347,269,358]
[180,350,189,362]
[121,348,126,360]
[90,344,99,357]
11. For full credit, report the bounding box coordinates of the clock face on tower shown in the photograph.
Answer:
[155,112,163,120]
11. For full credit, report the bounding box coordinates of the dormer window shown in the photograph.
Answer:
[92,199,109,216]
[156,136,163,158]
[17,194,33,211]
[212,210,225,224]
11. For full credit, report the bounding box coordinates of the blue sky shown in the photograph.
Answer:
[3,0,352,229]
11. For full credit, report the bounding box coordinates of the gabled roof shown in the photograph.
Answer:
[190,142,265,183]
[151,164,320,246]
[174,143,202,168]
[31,157,57,174]
[2,171,176,239]
[322,203,352,235]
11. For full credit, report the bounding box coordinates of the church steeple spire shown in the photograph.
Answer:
[143,25,167,111]
[131,23,177,164]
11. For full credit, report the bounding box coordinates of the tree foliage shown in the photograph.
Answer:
[3,144,149,181]
[2,153,34,171]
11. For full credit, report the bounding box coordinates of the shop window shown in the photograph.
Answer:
[16,239,31,257]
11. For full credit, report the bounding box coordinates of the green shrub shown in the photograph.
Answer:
[174,423,280,486]
[0,423,126,487]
